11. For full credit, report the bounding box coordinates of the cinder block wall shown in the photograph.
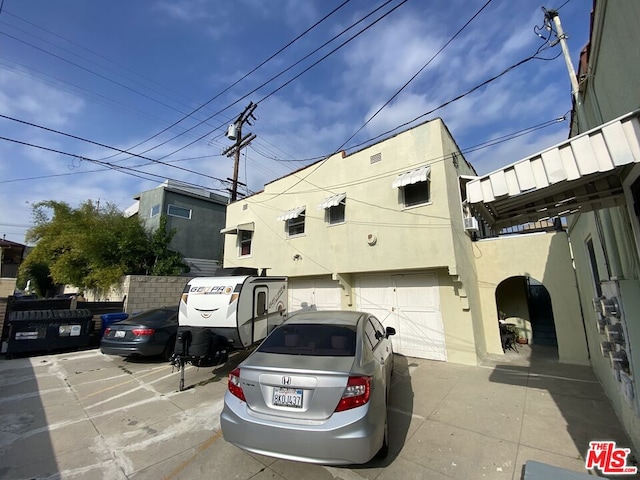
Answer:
[123,275,191,314]
[0,278,17,297]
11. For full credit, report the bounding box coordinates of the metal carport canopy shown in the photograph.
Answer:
[466,110,640,230]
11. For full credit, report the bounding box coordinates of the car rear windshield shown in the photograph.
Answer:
[258,323,356,356]
[131,309,177,324]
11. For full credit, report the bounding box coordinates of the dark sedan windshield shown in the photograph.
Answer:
[258,323,356,356]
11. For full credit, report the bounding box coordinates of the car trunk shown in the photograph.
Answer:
[239,352,356,421]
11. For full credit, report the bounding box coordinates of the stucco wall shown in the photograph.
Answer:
[570,211,640,452]
[474,232,589,365]
[223,119,460,277]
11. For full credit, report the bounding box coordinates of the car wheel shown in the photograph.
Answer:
[162,335,176,361]
[375,407,389,459]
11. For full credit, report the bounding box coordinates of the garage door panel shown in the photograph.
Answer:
[356,274,446,361]
[397,310,446,361]
[289,278,341,311]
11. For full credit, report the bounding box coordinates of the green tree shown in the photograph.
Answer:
[20,200,188,293]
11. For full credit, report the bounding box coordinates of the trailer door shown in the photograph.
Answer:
[251,286,269,344]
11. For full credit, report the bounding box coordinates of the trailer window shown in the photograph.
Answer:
[256,291,267,315]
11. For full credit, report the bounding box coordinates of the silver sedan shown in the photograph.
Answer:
[220,310,396,465]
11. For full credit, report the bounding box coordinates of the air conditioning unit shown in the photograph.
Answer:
[464,217,479,232]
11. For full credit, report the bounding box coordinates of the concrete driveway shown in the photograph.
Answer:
[0,346,635,479]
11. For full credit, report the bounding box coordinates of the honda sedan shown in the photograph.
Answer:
[220,310,395,465]
[100,306,178,360]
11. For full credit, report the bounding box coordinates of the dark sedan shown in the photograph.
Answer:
[100,306,178,360]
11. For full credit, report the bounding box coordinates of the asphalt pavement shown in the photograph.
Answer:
[0,345,636,479]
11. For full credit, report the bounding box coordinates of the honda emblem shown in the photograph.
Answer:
[282,376,292,385]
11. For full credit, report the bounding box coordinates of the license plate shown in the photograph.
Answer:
[273,387,303,408]
[115,330,125,338]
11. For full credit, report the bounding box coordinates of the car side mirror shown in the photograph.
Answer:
[385,326,396,338]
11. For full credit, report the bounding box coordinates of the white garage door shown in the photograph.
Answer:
[289,278,342,312]
[355,273,446,361]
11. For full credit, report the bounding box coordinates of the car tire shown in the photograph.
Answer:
[375,407,389,459]
[162,335,176,361]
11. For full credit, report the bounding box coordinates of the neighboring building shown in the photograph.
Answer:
[129,180,228,272]
[468,0,640,451]
[0,238,25,279]
[569,0,640,451]
[221,118,585,366]
[1,238,25,298]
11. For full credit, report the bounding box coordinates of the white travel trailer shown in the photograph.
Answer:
[173,268,287,390]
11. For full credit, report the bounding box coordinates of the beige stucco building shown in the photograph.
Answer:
[221,118,587,367]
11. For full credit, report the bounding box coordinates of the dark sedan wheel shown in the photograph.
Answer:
[162,335,176,361]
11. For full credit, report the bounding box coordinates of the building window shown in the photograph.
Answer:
[150,204,160,217]
[402,180,430,207]
[328,202,345,224]
[287,211,305,236]
[392,165,431,208]
[239,230,252,257]
[319,193,346,226]
[167,204,192,219]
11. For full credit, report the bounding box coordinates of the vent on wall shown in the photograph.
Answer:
[370,152,382,164]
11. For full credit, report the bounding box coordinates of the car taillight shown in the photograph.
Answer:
[335,376,371,412]
[104,328,111,336]
[132,328,155,336]
[228,367,245,401]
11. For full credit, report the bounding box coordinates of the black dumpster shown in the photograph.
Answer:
[6,309,94,357]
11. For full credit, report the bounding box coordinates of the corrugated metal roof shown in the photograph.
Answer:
[392,165,431,188]
[317,193,346,210]
[220,222,255,235]
[277,206,306,221]
[466,109,640,228]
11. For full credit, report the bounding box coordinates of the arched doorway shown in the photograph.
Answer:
[495,276,557,347]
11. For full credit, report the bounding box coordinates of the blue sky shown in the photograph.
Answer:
[0,0,591,243]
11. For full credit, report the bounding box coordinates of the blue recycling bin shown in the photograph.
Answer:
[100,313,129,337]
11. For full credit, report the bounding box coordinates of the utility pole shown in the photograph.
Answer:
[544,9,587,131]
[223,102,257,201]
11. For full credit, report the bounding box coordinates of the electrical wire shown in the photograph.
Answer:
[109,0,409,166]
[0,135,229,193]
[335,0,496,152]
[68,0,354,163]
[0,113,229,186]
[0,154,223,184]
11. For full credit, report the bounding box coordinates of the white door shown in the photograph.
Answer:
[356,273,446,361]
[289,278,342,312]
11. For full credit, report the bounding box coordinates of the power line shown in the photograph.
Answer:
[80,0,354,162]
[0,113,229,186]
[251,0,496,202]
[0,135,229,193]
[108,0,408,166]
[335,0,496,152]
[3,11,216,114]
[0,154,221,184]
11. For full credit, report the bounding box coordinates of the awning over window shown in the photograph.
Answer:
[392,165,431,189]
[220,222,255,235]
[317,193,346,210]
[277,206,305,221]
